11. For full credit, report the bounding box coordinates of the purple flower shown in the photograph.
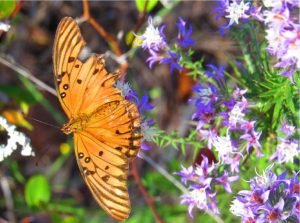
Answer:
[192,84,218,109]
[176,17,195,48]
[215,170,239,193]
[190,84,218,129]
[137,94,154,113]
[180,186,219,218]
[270,139,299,164]
[205,64,225,80]
[226,154,242,173]
[212,0,229,21]
[263,1,300,82]
[194,156,214,184]
[258,198,289,222]
[193,109,215,130]
[146,50,164,68]
[280,121,296,137]
[176,165,195,185]
[231,167,299,222]
[240,120,256,133]
[160,51,184,73]
[198,128,218,149]
[232,88,247,100]
[240,130,262,156]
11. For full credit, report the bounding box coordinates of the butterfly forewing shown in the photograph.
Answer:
[53,17,85,117]
[53,17,142,221]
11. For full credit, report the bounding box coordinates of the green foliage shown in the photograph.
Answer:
[229,21,299,134]
[25,175,51,207]
[153,128,203,156]
[180,50,205,80]
[0,84,39,109]
[0,0,16,19]
[135,0,159,13]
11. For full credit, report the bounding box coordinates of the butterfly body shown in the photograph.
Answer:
[53,17,142,221]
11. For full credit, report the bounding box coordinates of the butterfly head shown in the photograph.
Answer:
[61,123,73,135]
[61,115,89,135]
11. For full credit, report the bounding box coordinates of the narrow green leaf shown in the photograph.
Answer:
[285,85,296,113]
[272,99,282,129]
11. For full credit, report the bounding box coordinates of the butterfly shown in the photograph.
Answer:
[53,17,142,221]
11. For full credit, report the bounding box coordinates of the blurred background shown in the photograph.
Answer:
[0,1,237,223]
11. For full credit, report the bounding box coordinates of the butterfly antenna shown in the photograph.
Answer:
[27,117,60,129]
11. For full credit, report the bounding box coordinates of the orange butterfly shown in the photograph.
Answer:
[53,17,142,221]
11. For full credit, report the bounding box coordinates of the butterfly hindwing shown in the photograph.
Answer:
[74,133,131,221]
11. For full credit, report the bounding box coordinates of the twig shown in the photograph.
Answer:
[139,152,225,223]
[0,54,57,96]
[0,174,16,223]
[131,159,164,223]
[81,0,128,76]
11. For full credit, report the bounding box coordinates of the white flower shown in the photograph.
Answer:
[270,140,299,164]
[229,104,245,127]
[213,134,236,161]
[115,81,132,98]
[225,0,250,26]
[0,116,34,161]
[230,198,246,216]
[136,17,166,51]
[141,121,157,141]
[254,164,277,189]
[0,22,11,32]
[191,188,208,210]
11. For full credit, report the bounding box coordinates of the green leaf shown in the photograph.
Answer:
[125,31,135,46]
[0,84,39,105]
[135,0,159,13]
[0,0,16,19]
[25,175,51,207]
[9,161,25,184]
[285,84,296,113]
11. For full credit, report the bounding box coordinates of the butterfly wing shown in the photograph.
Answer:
[74,132,130,221]
[53,17,142,221]
[74,99,142,221]
[53,17,87,118]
